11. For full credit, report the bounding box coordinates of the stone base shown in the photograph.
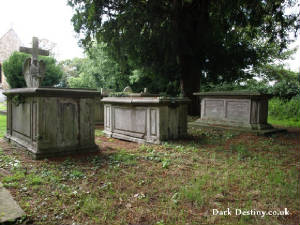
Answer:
[104,130,160,144]
[189,121,286,136]
[191,118,274,130]
[5,134,99,159]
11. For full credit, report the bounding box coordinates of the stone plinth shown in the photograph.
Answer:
[4,88,101,159]
[94,98,104,125]
[101,95,190,144]
[191,91,273,130]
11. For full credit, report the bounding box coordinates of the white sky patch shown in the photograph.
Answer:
[286,37,300,72]
[0,0,84,61]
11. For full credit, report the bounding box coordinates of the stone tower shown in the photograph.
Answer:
[0,29,22,90]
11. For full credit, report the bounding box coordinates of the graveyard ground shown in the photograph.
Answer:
[0,115,299,225]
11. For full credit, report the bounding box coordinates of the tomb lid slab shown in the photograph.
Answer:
[3,87,101,97]
[194,91,272,98]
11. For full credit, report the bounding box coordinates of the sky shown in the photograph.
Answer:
[0,0,84,61]
[0,0,299,71]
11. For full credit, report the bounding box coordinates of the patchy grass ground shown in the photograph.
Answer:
[0,123,299,225]
[0,101,6,111]
[0,114,6,138]
[268,116,300,128]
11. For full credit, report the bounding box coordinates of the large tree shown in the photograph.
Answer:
[68,0,299,114]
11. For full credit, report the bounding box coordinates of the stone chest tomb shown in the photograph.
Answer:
[4,88,100,159]
[190,91,273,130]
[102,92,190,144]
[4,37,100,159]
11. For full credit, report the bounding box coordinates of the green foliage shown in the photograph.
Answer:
[41,56,64,87]
[2,171,25,184]
[66,58,99,89]
[3,52,63,88]
[68,0,299,100]
[268,96,300,122]
[2,52,27,88]
[272,79,300,100]
[202,66,300,100]
[60,43,129,91]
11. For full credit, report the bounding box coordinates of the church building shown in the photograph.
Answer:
[0,29,22,90]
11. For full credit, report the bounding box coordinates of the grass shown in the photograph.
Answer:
[0,101,6,111]
[0,114,6,138]
[0,116,299,225]
[268,116,300,128]
[268,97,300,128]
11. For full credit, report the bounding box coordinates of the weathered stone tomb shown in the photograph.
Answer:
[102,91,190,144]
[190,91,273,130]
[4,37,100,159]
[5,88,100,159]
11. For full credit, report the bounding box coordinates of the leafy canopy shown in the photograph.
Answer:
[68,0,299,92]
[60,43,128,90]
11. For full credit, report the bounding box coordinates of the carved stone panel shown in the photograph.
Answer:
[204,99,224,119]
[80,98,95,145]
[32,101,38,141]
[12,101,31,137]
[113,107,147,138]
[59,101,79,147]
[150,109,157,136]
[104,105,111,129]
[225,100,250,122]
[39,98,58,146]
[94,99,104,125]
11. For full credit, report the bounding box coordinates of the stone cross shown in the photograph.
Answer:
[19,37,49,88]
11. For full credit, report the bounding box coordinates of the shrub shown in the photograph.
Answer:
[268,96,300,121]
[3,52,63,88]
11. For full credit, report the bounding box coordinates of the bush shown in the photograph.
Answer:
[2,52,27,88]
[268,96,300,121]
[3,52,63,88]
[201,79,300,100]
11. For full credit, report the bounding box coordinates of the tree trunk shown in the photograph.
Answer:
[174,0,208,116]
[180,56,201,116]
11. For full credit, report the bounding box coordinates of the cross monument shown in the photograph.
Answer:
[19,37,49,88]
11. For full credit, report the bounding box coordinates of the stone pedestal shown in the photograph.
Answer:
[191,92,273,130]
[94,89,112,125]
[102,95,190,144]
[94,98,104,125]
[4,88,101,159]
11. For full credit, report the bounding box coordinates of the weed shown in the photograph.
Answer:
[2,170,25,188]
[69,169,85,180]
[181,175,210,207]
[81,195,102,216]
[108,150,137,166]
[90,155,104,168]
[230,144,253,161]
[162,158,171,169]
[27,174,44,185]
[95,129,105,137]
